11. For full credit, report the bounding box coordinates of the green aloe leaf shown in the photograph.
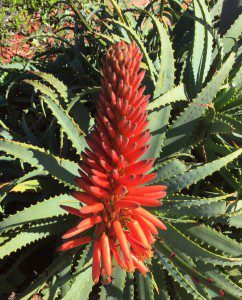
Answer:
[196,262,242,299]
[153,159,187,182]
[191,0,213,91]
[163,193,235,207]
[162,50,236,156]
[0,169,47,204]
[143,106,171,160]
[136,271,154,300]
[31,71,68,102]
[0,217,74,259]
[0,139,78,188]
[25,80,87,154]
[139,11,174,97]
[152,260,170,300]
[210,0,224,19]
[155,242,239,299]
[0,194,78,233]
[176,223,242,257]
[165,148,242,194]
[163,201,230,219]
[222,13,242,56]
[123,273,135,300]
[159,223,242,267]
[148,84,188,111]
[20,253,73,300]
[99,266,126,300]
[62,261,94,300]
[155,252,206,299]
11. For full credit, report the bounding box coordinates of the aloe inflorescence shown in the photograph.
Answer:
[57,41,167,284]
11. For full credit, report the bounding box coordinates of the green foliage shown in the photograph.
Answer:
[191,0,213,93]
[162,50,236,156]
[0,0,241,299]
[99,266,126,300]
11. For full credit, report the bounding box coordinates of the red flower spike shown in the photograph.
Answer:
[58,41,167,283]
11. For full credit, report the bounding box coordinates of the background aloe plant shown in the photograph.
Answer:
[0,0,241,299]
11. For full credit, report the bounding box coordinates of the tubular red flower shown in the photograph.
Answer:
[127,220,150,249]
[101,233,112,278]
[56,236,92,251]
[113,220,132,262]
[58,41,167,283]
[133,207,167,230]
[76,215,102,230]
[110,240,126,269]
[115,200,140,209]
[92,240,101,283]
[133,214,158,235]
[72,191,99,205]
[125,195,163,207]
[60,205,85,218]
[131,253,150,276]
[80,203,104,214]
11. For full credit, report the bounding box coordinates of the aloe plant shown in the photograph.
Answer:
[0,0,241,299]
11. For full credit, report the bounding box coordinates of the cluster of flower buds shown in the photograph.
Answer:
[58,41,167,284]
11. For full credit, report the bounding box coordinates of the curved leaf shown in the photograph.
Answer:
[165,149,242,194]
[25,80,87,154]
[0,139,78,188]
[0,194,78,233]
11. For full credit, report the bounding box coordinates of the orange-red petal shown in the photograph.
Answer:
[110,240,126,269]
[131,254,149,276]
[125,196,162,207]
[113,220,132,261]
[127,220,150,249]
[57,236,91,251]
[115,200,140,209]
[60,205,85,218]
[101,233,112,278]
[92,239,101,284]
[80,203,104,214]
[62,215,102,239]
[133,207,167,230]
[72,191,98,205]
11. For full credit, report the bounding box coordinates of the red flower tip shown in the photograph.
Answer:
[101,233,112,278]
[56,236,91,251]
[80,203,104,214]
[92,240,101,283]
[58,41,167,283]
